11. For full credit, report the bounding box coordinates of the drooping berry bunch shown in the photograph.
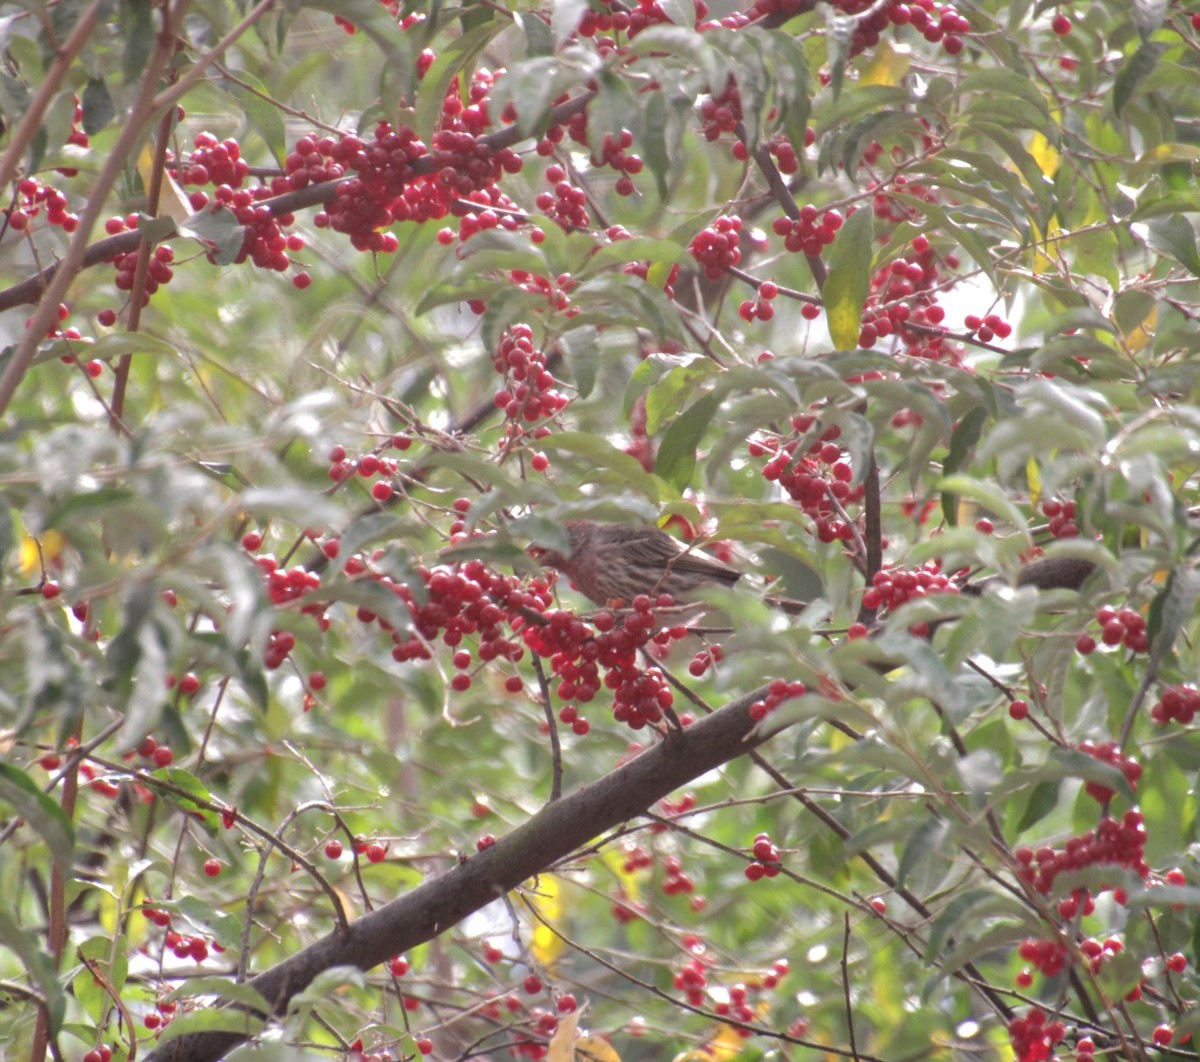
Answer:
[699,76,742,141]
[592,129,644,197]
[689,216,743,279]
[1016,936,1067,981]
[534,163,591,230]
[521,596,691,730]
[748,678,808,722]
[773,204,844,258]
[1040,496,1079,538]
[1076,740,1142,804]
[4,176,80,234]
[1151,683,1200,725]
[745,831,783,881]
[175,132,250,188]
[751,421,865,543]
[1014,809,1148,909]
[862,562,957,615]
[491,324,570,444]
[1074,605,1148,656]
[1007,1007,1065,1062]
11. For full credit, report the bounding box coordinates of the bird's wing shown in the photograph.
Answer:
[625,529,742,585]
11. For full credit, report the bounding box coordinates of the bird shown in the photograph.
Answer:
[532,519,792,610]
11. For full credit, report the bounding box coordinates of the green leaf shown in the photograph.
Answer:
[154,768,221,835]
[80,77,114,135]
[1133,0,1169,41]
[539,432,661,501]
[175,895,245,948]
[822,206,874,349]
[1137,216,1200,276]
[1146,566,1200,664]
[655,391,720,493]
[1113,40,1166,115]
[0,763,74,874]
[551,0,588,47]
[1015,780,1062,833]
[641,357,721,435]
[153,1006,266,1045]
[0,907,66,1034]
[938,474,1031,542]
[179,205,246,265]
[221,71,287,164]
[120,0,155,83]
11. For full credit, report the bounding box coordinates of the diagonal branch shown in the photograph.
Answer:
[144,682,773,1062]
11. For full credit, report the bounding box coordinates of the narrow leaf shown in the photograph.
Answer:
[655,391,720,492]
[822,207,874,349]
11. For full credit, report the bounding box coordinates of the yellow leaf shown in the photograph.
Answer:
[575,1035,622,1062]
[1026,458,1041,510]
[955,497,977,528]
[547,1007,582,1062]
[1028,131,1060,179]
[137,144,195,224]
[527,874,567,967]
[19,530,64,575]
[859,40,910,87]
[1120,300,1157,354]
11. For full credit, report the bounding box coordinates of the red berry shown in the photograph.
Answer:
[1008,699,1029,720]
[324,839,343,859]
[203,858,221,877]
[1050,13,1071,34]
[416,1038,433,1055]
[523,973,543,994]
[153,746,174,768]
[372,481,393,501]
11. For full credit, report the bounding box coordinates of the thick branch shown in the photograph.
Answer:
[145,682,772,1062]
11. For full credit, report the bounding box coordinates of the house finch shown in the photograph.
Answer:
[533,520,744,607]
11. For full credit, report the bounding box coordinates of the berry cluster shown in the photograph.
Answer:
[1007,1007,1065,1062]
[4,176,80,234]
[143,903,222,965]
[534,164,591,230]
[753,420,864,543]
[1040,497,1078,538]
[1014,810,1148,907]
[491,324,570,444]
[1076,740,1141,804]
[963,312,1012,344]
[772,204,844,258]
[857,249,945,355]
[101,225,176,306]
[176,132,250,188]
[833,0,972,56]
[673,955,709,1006]
[699,77,742,141]
[1016,936,1067,981]
[744,831,783,880]
[747,678,807,722]
[1151,683,1200,725]
[689,216,742,279]
[592,129,644,196]
[1074,605,1148,656]
[522,597,689,730]
[661,854,696,897]
[738,279,778,322]
[314,122,424,252]
[862,561,956,616]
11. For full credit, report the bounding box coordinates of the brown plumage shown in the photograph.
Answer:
[534,520,742,607]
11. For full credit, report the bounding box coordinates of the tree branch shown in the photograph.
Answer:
[145,681,773,1062]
